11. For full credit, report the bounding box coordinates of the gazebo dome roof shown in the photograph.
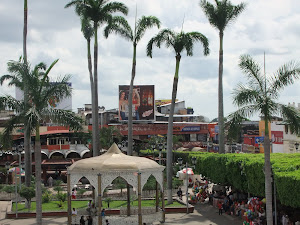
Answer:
[68,143,164,173]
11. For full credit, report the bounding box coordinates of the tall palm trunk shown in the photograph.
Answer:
[167,54,181,204]
[218,31,225,154]
[87,37,95,154]
[128,43,137,156]
[263,119,273,225]
[34,125,42,224]
[23,0,32,187]
[92,22,100,157]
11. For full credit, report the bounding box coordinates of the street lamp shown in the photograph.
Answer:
[158,143,163,165]
[177,157,197,214]
[5,161,10,184]
[295,142,299,151]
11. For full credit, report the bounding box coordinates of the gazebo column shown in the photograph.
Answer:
[98,173,102,225]
[67,173,71,225]
[155,181,159,212]
[126,183,131,216]
[161,171,165,223]
[138,172,142,225]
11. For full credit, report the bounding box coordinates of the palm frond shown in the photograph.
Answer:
[239,54,265,93]
[146,29,175,58]
[42,108,83,131]
[232,83,260,107]
[81,16,94,41]
[101,2,128,17]
[104,16,132,41]
[228,104,258,121]
[200,0,246,32]
[186,32,210,56]
[1,115,27,144]
[0,95,24,113]
[269,61,300,97]
[278,104,300,135]
[135,16,161,43]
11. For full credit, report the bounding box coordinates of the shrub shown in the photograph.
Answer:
[56,192,67,202]
[42,190,52,203]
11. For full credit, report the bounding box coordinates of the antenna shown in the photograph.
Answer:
[181,14,185,32]
[264,51,266,93]
[134,3,137,36]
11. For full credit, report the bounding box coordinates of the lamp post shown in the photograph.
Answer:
[151,144,156,160]
[5,161,10,184]
[158,143,163,165]
[177,157,197,214]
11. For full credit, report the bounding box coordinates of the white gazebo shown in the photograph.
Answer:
[67,143,165,225]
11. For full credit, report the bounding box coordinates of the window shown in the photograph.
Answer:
[49,139,57,145]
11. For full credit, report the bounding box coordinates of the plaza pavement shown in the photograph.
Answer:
[0,200,243,225]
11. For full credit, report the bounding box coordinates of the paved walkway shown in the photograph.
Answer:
[0,200,243,225]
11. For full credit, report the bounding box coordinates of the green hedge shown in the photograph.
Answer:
[143,150,300,208]
[188,152,300,208]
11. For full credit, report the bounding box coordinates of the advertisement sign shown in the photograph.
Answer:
[155,99,178,106]
[119,85,155,121]
[271,131,283,144]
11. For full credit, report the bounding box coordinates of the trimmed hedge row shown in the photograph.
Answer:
[140,150,300,208]
[188,152,300,208]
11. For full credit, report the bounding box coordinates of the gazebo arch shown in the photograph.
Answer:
[67,143,165,225]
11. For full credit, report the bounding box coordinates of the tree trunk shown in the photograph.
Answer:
[87,38,95,156]
[35,125,42,224]
[167,55,181,204]
[128,43,137,156]
[264,120,273,225]
[23,0,32,188]
[92,22,100,157]
[218,32,225,154]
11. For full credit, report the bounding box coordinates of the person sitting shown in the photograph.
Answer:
[105,219,110,225]
[72,207,77,216]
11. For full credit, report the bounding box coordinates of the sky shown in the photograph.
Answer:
[0,0,299,121]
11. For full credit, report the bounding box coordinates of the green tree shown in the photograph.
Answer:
[100,126,122,149]
[0,60,82,224]
[147,29,209,203]
[65,0,128,157]
[228,54,300,225]
[104,15,160,156]
[200,0,246,154]
[19,186,35,210]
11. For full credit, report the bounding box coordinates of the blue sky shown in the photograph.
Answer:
[0,0,299,121]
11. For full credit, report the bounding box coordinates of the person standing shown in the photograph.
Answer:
[218,201,223,215]
[80,216,85,225]
[87,216,93,225]
[177,187,183,200]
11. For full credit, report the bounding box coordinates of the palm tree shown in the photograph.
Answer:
[65,0,128,157]
[228,54,300,225]
[200,0,246,154]
[104,15,160,155]
[147,29,209,203]
[22,0,32,188]
[0,60,82,224]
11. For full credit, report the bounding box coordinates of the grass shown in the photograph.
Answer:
[12,200,183,212]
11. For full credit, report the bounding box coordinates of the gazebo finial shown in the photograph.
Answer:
[106,143,123,155]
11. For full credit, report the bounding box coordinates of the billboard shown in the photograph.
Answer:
[119,85,154,121]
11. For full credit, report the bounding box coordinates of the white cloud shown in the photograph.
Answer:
[0,0,299,121]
